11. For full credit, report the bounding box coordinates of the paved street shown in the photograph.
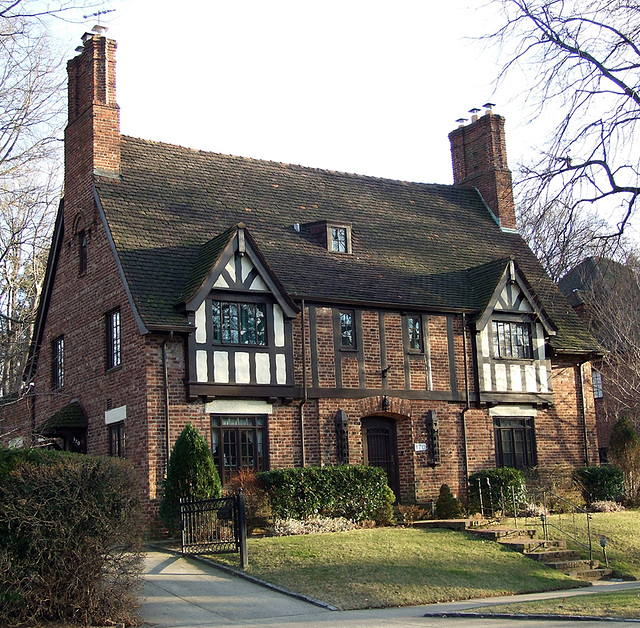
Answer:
[142,549,640,628]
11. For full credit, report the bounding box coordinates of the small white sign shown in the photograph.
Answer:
[414,442,427,452]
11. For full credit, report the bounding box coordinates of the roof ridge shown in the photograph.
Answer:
[119,134,460,189]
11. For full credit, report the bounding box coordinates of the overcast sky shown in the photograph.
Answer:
[55,0,538,186]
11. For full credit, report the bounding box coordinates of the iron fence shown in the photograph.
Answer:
[179,491,247,568]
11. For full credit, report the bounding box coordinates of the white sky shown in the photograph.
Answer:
[54,0,538,186]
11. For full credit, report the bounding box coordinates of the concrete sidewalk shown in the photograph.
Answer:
[141,549,640,627]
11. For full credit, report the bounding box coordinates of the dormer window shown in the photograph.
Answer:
[331,227,348,253]
[492,320,533,359]
[302,220,352,254]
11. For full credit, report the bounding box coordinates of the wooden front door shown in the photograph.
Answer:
[362,417,400,499]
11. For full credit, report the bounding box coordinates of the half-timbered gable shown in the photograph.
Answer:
[181,224,299,401]
[472,259,556,404]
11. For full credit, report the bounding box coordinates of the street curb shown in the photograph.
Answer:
[424,611,640,623]
[147,543,338,611]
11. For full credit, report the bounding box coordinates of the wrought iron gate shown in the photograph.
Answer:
[179,491,247,568]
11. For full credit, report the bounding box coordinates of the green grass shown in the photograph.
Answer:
[208,527,585,610]
[503,509,640,578]
[473,589,640,619]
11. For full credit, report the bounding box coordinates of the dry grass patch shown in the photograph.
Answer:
[473,588,640,619]
[209,527,585,610]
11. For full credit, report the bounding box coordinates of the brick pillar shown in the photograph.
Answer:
[448,110,516,230]
[64,31,120,221]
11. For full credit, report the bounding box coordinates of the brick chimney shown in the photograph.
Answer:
[448,106,517,230]
[64,29,120,216]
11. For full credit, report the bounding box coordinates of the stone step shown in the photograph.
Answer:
[545,559,600,571]
[526,549,581,562]
[466,527,537,542]
[574,568,614,581]
[499,538,567,552]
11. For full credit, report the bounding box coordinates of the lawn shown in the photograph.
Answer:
[208,527,586,610]
[472,588,640,619]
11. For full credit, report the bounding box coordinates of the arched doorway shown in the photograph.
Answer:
[362,416,400,499]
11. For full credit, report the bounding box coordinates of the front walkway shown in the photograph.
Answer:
[141,549,640,628]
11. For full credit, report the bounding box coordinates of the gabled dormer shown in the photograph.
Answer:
[180,224,299,401]
[471,259,556,403]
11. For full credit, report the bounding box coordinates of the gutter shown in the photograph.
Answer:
[162,331,174,474]
[578,359,591,465]
[461,313,470,491]
[299,299,307,466]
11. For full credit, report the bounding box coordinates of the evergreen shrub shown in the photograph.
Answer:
[160,423,222,533]
[258,464,393,523]
[573,465,624,506]
[434,484,462,518]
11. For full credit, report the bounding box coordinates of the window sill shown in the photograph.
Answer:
[106,364,122,374]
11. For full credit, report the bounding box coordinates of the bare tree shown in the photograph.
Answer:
[0,1,102,398]
[491,0,640,237]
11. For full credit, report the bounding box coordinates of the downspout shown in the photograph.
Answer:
[461,313,470,491]
[578,360,590,465]
[162,331,174,475]
[299,300,307,467]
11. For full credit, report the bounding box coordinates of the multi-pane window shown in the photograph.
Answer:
[492,320,533,359]
[494,417,536,469]
[109,422,125,457]
[79,230,87,274]
[407,315,423,351]
[52,336,64,389]
[331,227,348,253]
[592,369,604,399]
[212,301,267,345]
[340,310,354,347]
[211,415,266,484]
[106,309,121,369]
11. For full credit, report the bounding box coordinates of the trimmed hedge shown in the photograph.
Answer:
[468,468,526,514]
[258,465,393,522]
[573,465,624,505]
[0,449,143,627]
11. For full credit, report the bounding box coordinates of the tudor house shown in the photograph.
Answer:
[7,29,601,520]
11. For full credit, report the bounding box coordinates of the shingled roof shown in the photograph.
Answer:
[94,135,597,354]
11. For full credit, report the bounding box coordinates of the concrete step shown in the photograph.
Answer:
[574,568,614,581]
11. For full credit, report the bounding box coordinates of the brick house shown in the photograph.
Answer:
[8,29,601,521]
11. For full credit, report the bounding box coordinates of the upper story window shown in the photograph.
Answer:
[106,309,121,370]
[593,369,603,399]
[79,230,87,274]
[52,336,64,389]
[340,310,355,348]
[212,301,267,345]
[407,315,423,352]
[492,320,533,360]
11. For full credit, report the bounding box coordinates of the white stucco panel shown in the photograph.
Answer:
[495,363,507,392]
[213,274,229,288]
[195,302,207,344]
[225,258,236,283]
[510,364,523,392]
[276,354,287,384]
[255,353,271,384]
[480,327,490,358]
[205,399,273,414]
[235,352,250,383]
[196,350,208,382]
[214,351,229,383]
[241,255,255,283]
[539,364,549,393]
[483,362,492,391]
[249,275,269,291]
[274,304,285,347]
[525,364,537,392]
